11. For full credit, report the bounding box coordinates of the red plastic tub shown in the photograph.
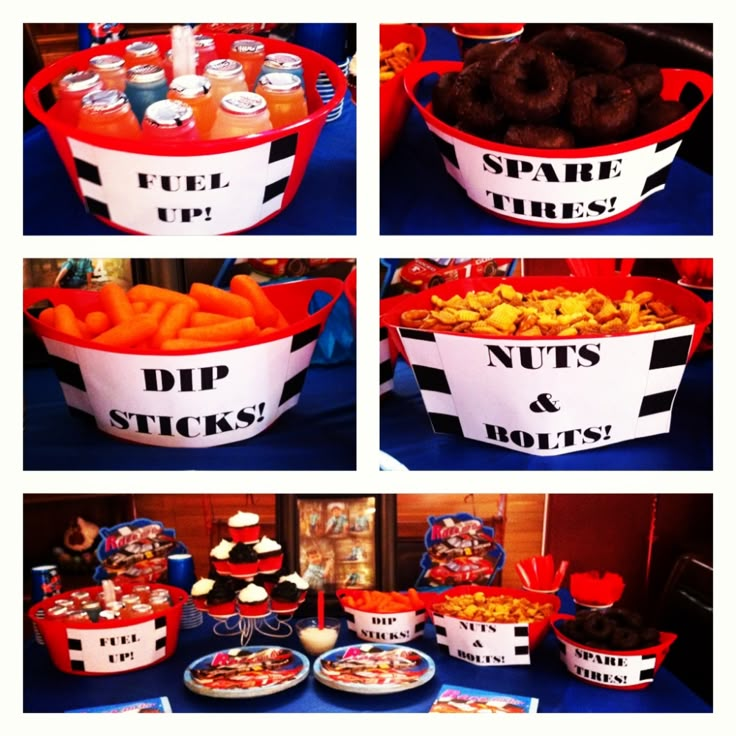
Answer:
[28,584,187,676]
[552,614,677,690]
[23,277,343,448]
[24,33,347,235]
[403,61,712,227]
[382,275,711,455]
[420,585,560,665]
[380,24,427,159]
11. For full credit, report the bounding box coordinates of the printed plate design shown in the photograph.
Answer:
[183,646,309,698]
[313,643,435,694]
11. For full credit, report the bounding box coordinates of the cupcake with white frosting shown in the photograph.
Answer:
[237,582,269,617]
[254,535,283,574]
[210,538,235,575]
[191,578,215,611]
[228,511,260,543]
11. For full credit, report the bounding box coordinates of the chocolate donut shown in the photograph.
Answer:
[637,97,688,134]
[463,41,517,69]
[490,44,569,122]
[582,611,615,642]
[639,627,661,647]
[531,25,627,72]
[504,123,575,148]
[431,71,461,125]
[610,626,642,651]
[617,63,663,101]
[454,61,506,138]
[568,73,638,143]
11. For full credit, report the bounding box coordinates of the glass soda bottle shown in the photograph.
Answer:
[229,39,266,91]
[204,58,248,111]
[257,52,304,85]
[141,99,199,141]
[124,39,164,69]
[88,54,127,92]
[209,91,273,139]
[168,74,218,137]
[125,64,168,122]
[53,70,104,126]
[194,35,219,74]
[255,72,309,129]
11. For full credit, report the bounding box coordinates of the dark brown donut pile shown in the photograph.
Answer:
[431,24,689,148]
[557,607,661,651]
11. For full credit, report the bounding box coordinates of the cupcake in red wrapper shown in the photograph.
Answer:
[254,571,283,594]
[254,536,284,574]
[237,582,269,617]
[228,511,260,544]
[277,571,309,603]
[228,541,259,578]
[270,574,307,613]
[210,539,235,576]
[205,577,236,617]
[191,577,215,611]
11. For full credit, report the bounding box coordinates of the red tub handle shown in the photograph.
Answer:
[403,60,462,117]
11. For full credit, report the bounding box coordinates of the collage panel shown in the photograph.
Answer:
[23,22,356,235]
[380,257,713,470]
[380,23,712,235]
[22,492,712,713]
[23,257,357,470]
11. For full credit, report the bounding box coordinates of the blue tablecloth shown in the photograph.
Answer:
[23,93,356,236]
[380,25,712,235]
[23,590,710,713]
[380,350,712,471]
[23,360,356,470]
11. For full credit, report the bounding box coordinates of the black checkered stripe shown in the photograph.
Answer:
[397,327,463,436]
[635,329,693,438]
[68,133,298,226]
[426,120,684,208]
[379,326,394,395]
[557,640,657,685]
[345,608,427,637]
[66,616,168,673]
[435,613,531,663]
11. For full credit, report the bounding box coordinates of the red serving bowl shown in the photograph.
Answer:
[380,24,427,159]
[552,614,677,690]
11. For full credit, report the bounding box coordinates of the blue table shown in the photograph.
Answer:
[380,25,712,235]
[23,92,356,236]
[23,359,356,471]
[23,590,710,713]
[380,350,712,471]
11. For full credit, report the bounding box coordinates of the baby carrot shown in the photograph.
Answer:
[160,338,239,351]
[76,319,93,340]
[54,303,83,339]
[92,314,158,348]
[229,274,285,328]
[189,282,255,319]
[189,311,237,327]
[127,283,199,310]
[84,310,110,335]
[178,316,259,343]
[151,301,196,349]
[131,300,148,314]
[37,307,56,327]
[146,300,168,322]
[99,282,135,326]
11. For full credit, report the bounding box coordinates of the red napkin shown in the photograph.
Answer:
[569,571,625,605]
[516,554,568,591]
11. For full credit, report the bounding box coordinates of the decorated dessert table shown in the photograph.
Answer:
[23,589,710,713]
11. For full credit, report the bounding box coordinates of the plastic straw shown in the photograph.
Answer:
[318,590,325,629]
[171,25,197,78]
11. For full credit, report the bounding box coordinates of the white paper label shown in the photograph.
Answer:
[347,609,425,643]
[67,136,296,234]
[560,643,656,687]
[435,615,531,665]
[44,332,314,448]
[400,325,694,455]
[65,619,168,673]
[428,122,681,225]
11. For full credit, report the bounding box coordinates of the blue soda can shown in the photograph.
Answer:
[125,64,169,122]
[31,564,61,603]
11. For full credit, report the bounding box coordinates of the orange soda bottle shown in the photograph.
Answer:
[168,74,218,137]
[53,70,104,125]
[204,58,248,111]
[229,39,266,91]
[255,72,309,129]
[88,54,127,92]
[209,91,273,138]
[78,88,141,138]
[124,40,164,69]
